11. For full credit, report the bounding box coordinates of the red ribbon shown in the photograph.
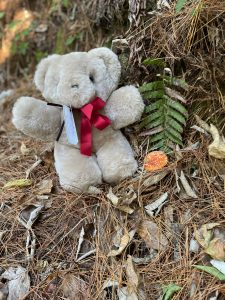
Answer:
[80,97,111,156]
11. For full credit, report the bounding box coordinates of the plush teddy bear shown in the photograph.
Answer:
[12,47,144,193]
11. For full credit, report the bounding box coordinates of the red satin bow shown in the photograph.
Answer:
[80,97,111,156]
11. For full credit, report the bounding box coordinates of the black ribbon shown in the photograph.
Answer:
[47,103,64,142]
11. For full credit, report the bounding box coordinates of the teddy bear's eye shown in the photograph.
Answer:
[71,84,79,88]
[89,74,94,83]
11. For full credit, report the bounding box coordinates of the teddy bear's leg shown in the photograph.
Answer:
[54,143,102,193]
[96,131,138,184]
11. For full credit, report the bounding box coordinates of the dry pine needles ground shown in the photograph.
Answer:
[1,1,225,299]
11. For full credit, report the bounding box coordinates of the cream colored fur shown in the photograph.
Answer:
[12,47,144,193]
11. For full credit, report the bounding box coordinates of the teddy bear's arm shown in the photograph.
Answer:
[105,85,144,130]
[12,97,61,141]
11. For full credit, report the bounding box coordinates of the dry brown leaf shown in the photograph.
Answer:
[195,116,225,159]
[195,223,220,248]
[108,229,135,257]
[61,274,87,300]
[117,205,134,214]
[126,255,139,293]
[36,179,53,195]
[205,238,225,261]
[142,170,169,187]
[20,143,31,156]
[0,266,30,300]
[138,220,168,250]
[208,124,225,159]
[107,187,119,205]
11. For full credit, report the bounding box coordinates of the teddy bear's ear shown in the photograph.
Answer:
[88,47,121,84]
[34,54,60,92]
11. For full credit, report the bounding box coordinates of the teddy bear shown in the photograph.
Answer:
[12,47,144,193]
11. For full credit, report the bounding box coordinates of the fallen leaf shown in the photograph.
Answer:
[25,159,42,179]
[36,179,53,195]
[179,171,198,198]
[142,170,169,187]
[193,265,225,281]
[3,179,32,189]
[108,229,135,257]
[138,220,168,250]
[107,187,119,206]
[189,238,200,253]
[195,116,225,159]
[75,227,85,260]
[0,282,8,300]
[144,151,168,172]
[132,252,157,265]
[162,283,181,300]
[165,87,186,103]
[18,204,44,260]
[20,143,31,156]
[46,276,60,294]
[117,286,138,300]
[205,238,225,261]
[208,124,225,159]
[145,192,168,217]
[210,259,225,275]
[126,255,139,293]
[194,223,220,248]
[61,273,87,300]
[0,266,30,300]
[117,205,134,214]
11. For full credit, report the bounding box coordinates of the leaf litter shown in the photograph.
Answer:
[1,1,225,299]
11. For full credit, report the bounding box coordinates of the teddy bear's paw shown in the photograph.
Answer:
[102,158,138,184]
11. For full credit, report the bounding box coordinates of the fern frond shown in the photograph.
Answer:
[150,132,165,143]
[145,99,163,113]
[167,107,186,125]
[145,117,164,129]
[143,90,165,99]
[167,117,184,133]
[139,64,188,154]
[139,81,164,93]
[166,96,188,116]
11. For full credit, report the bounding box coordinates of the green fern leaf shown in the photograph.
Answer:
[143,58,165,67]
[164,75,188,91]
[176,0,187,13]
[145,99,163,113]
[150,132,165,143]
[143,90,165,99]
[166,127,182,141]
[165,131,183,146]
[145,117,164,129]
[167,107,186,125]
[141,110,163,127]
[160,145,173,154]
[166,117,183,133]
[139,81,164,93]
[149,140,165,151]
[166,96,188,116]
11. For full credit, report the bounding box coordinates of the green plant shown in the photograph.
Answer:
[11,27,31,56]
[0,11,5,19]
[175,0,187,12]
[139,58,188,154]
[65,33,82,46]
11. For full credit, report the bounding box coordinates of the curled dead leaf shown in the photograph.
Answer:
[108,229,135,257]
[205,238,225,261]
[138,220,168,250]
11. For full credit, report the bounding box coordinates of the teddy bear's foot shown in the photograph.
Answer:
[96,132,138,184]
[54,144,102,193]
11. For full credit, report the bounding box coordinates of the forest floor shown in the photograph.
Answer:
[1,1,225,299]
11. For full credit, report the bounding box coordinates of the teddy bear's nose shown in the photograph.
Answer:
[71,84,79,89]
